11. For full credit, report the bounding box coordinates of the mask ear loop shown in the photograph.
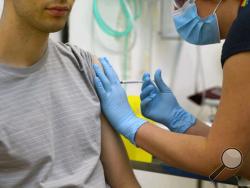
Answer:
[213,0,223,14]
[212,0,223,43]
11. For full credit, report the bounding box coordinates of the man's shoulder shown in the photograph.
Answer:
[49,39,84,55]
[49,39,95,64]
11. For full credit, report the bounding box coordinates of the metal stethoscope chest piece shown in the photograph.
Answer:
[209,148,243,181]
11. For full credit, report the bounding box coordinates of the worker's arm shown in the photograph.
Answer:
[100,115,140,188]
[93,55,250,181]
[136,52,250,181]
[185,120,210,137]
[238,153,250,179]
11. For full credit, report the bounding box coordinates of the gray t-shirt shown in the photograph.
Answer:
[0,40,109,188]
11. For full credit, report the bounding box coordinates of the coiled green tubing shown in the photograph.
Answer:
[93,0,142,37]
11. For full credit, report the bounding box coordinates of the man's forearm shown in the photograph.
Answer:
[186,120,210,137]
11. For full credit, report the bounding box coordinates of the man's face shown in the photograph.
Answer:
[10,0,75,33]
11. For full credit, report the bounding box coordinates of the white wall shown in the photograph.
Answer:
[69,0,224,122]
[0,0,3,16]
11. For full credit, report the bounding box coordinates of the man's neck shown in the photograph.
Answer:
[0,17,49,68]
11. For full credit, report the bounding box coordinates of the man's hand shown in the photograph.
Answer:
[140,70,196,133]
[93,57,146,144]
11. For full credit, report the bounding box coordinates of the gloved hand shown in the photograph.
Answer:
[93,57,146,144]
[140,70,196,133]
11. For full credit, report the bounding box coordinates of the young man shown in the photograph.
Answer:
[93,0,250,183]
[0,0,140,187]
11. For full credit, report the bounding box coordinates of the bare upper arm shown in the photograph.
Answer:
[100,115,140,188]
[207,52,250,179]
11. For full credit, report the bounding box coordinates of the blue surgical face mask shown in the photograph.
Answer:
[173,0,223,45]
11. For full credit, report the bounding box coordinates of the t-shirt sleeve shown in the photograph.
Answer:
[61,43,99,98]
[65,43,96,84]
[221,5,250,67]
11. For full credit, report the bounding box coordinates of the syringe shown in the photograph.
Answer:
[120,81,144,84]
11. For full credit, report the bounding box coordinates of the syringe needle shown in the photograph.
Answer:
[120,81,144,84]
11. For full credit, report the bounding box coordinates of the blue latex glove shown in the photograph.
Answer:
[140,70,196,133]
[93,57,146,144]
